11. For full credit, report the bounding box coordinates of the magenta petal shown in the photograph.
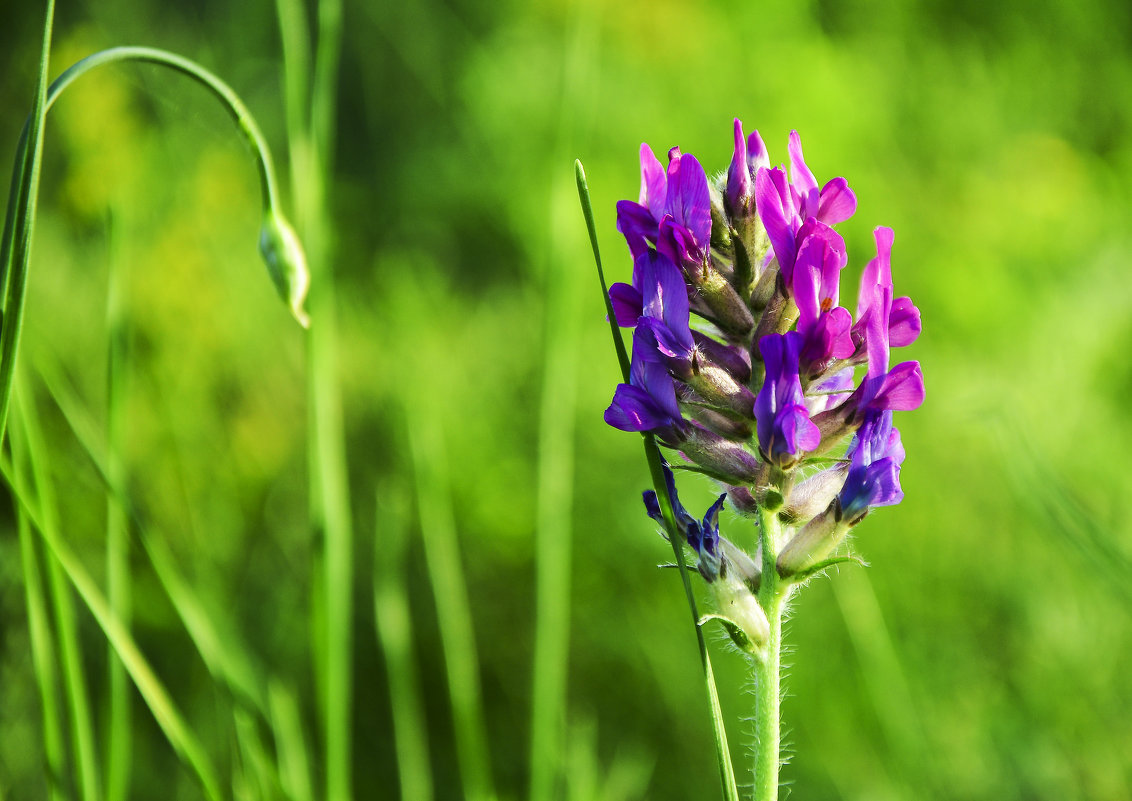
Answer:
[639,143,666,220]
[788,130,820,218]
[780,405,821,454]
[872,361,925,411]
[888,296,922,347]
[726,118,751,212]
[755,167,797,277]
[608,282,642,327]
[827,306,855,359]
[816,177,857,224]
[665,153,712,251]
[747,129,770,173]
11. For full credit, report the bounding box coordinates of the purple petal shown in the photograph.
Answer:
[726,119,752,213]
[615,200,657,257]
[788,130,820,218]
[816,177,857,225]
[608,282,642,327]
[605,384,670,432]
[755,167,797,278]
[665,153,712,253]
[889,296,922,347]
[868,361,925,412]
[779,405,821,454]
[747,129,770,173]
[638,143,667,221]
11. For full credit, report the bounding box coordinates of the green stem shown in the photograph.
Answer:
[753,508,788,801]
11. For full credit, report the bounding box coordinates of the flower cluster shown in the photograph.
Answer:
[605,121,924,605]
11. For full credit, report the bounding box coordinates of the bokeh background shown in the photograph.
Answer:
[1,0,1130,799]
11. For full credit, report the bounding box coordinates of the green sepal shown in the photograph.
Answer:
[698,613,763,657]
[786,553,869,585]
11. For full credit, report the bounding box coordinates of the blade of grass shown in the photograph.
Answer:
[16,495,67,801]
[11,377,101,801]
[36,350,319,801]
[268,683,314,801]
[0,0,53,444]
[104,206,131,801]
[406,401,496,801]
[7,388,222,801]
[575,162,740,801]
[529,7,596,798]
[374,484,434,801]
[32,352,270,716]
[273,1,354,795]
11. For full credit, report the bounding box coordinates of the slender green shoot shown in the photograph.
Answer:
[12,378,101,801]
[273,2,354,796]
[6,391,222,801]
[576,160,741,801]
[373,484,434,801]
[16,495,66,801]
[104,207,132,801]
[268,682,314,801]
[407,400,496,801]
[0,0,54,453]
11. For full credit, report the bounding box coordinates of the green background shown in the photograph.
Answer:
[1,0,1130,799]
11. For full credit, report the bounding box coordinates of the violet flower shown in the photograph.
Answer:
[753,332,821,468]
[791,223,855,376]
[852,227,922,354]
[838,410,905,524]
[755,131,857,281]
[604,327,687,439]
[644,461,725,581]
[616,145,712,266]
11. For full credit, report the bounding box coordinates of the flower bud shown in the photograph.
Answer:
[709,572,770,649]
[680,425,763,485]
[259,209,311,328]
[778,464,848,525]
[776,501,851,577]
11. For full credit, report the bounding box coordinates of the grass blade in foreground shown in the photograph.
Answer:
[575,161,740,801]
[6,394,222,801]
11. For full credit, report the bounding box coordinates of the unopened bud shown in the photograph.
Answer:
[680,425,762,485]
[259,209,311,328]
[779,464,848,525]
[776,501,851,577]
[709,572,770,649]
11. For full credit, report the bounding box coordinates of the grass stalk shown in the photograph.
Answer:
[12,379,101,801]
[273,1,354,795]
[104,208,131,801]
[16,494,67,801]
[373,486,434,801]
[5,390,222,801]
[407,402,496,801]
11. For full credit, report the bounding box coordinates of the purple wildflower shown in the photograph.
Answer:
[852,227,922,354]
[755,131,858,280]
[616,145,712,266]
[604,327,687,438]
[643,461,725,581]
[838,410,905,524]
[754,332,821,467]
[725,118,769,217]
[791,222,854,375]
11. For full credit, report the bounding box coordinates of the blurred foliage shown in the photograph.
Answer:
[1,0,1131,799]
